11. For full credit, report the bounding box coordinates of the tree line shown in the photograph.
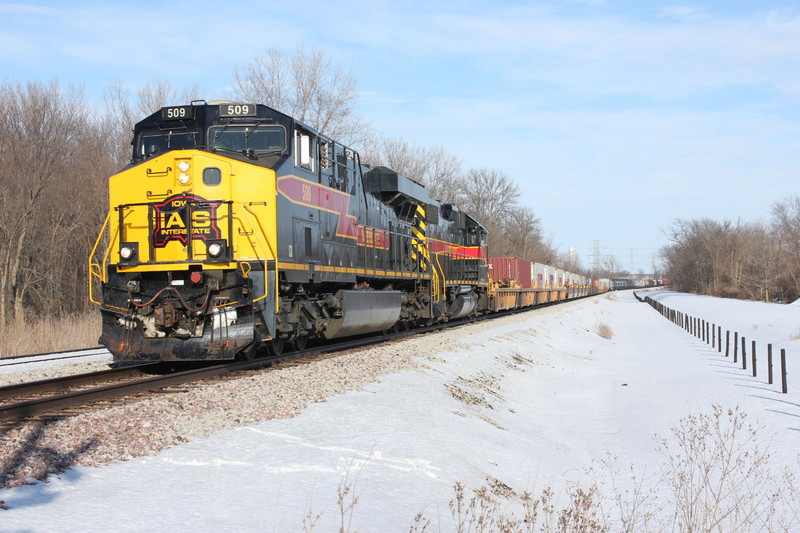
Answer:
[0,46,562,327]
[661,196,800,303]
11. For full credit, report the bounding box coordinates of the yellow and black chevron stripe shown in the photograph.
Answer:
[410,205,429,272]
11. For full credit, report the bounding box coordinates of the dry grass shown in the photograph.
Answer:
[309,405,799,532]
[0,311,100,358]
[596,322,614,339]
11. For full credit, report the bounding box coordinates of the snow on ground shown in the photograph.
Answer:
[2,290,799,532]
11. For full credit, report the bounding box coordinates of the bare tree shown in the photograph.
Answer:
[232,45,369,144]
[362,137,430,183]
[493,206,556,262]
[421,145,463,204]
[661,217,782,301]
[104,79,202,167]
[137,79,201,116]
[771,196,800,302]
[103,80,136,167]
[0,80,85,324]
[231,47,288,112]
[459,168,520,234]
[361,137,463,203]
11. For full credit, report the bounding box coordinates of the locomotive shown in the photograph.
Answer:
[89,101,490,362]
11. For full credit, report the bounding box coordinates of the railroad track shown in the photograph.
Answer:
[0,295,592,424]
[0,346,109,370]
[0,330,413,423]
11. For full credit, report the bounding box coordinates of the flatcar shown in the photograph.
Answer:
[90,101,490,362]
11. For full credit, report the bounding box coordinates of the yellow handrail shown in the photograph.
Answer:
[88,211,114,305]
[239,202,278,310]
[88,203,278,311]
[432,252,446,304]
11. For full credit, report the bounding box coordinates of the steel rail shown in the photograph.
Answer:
[0,364,159,402]
[0,360,269,422]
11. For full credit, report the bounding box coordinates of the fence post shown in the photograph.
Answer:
[718,326,722,353]
[726,331,730,357]
[781,349,788,394]
[768,344,773,384]
[742,336,747,370]
[751,340,756,377]
[712,324,715,348]
[734,332,738,362]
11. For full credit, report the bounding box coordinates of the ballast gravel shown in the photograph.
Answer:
[0,305,574,489]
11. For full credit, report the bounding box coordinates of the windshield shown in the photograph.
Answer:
[137,129,200,158]
[209,125,286,153]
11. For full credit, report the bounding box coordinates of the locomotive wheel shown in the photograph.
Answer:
[292,334,308,351]
[267,337,285,356]
[236,341,261,361]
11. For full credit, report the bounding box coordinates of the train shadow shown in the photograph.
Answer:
[0,416,98,509]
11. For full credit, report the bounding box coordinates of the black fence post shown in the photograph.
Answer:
[726,330,730,357]
[781,349,788,394]
[734,332,738,362]
[768,344,773,384]
[712,324,716,348]
[742,336,747,370]
[751,340,756,377]
[718,326,722,353]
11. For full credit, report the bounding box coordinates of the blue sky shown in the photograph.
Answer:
[2,0,798,273]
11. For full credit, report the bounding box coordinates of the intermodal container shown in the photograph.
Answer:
[489,257,532,288]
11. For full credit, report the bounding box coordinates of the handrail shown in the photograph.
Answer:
[432,252,446,304]
[88,211,115,305]
[239,202,276,308]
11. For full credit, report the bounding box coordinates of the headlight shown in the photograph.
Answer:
[207,242,224,257]
[178,160,190,172]
[120,246,135,260]
[178,172,191,185]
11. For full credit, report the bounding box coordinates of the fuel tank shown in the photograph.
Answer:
[322,289,402,339]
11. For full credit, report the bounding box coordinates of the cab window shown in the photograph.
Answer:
[209,125,286,153]
[137,129,200,158]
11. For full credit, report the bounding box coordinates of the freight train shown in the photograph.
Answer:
[89,101,602,363]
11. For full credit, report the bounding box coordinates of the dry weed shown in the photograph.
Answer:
[0,311,100,357]
[596,322,614,339]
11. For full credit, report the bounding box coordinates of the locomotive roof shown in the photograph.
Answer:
[134,101,298,137]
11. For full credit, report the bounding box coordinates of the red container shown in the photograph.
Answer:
[489,257,532,288]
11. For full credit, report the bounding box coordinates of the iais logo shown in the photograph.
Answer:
[151,193,222,247]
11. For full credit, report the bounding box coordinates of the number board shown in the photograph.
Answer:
[219,103,257,117]
[161,106,193,120]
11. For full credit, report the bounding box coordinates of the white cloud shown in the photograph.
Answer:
[657,5,710,21]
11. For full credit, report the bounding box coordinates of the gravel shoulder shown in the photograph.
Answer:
[0,302,579,489]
